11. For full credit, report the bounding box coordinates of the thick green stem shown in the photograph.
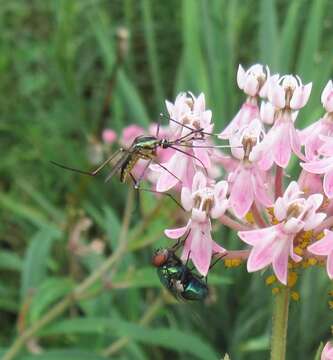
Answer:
[271,286,290,360]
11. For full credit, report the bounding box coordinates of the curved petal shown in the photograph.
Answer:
[268,82,285,109]
[274,197,287,221]
[181,187,193,211]
[230,168,254,218]
[164,224,189,239]
[247,238,275,272]
[301,158,333,174]
[289,124,305,160]
[273,124,291,168]
[192,171,207,192]
[324,169,333,198]
[303,212,326,231]
[319,139,333,157]
[237,64,246,89]
[238,225,279,246]
[253,171,273,207]
[290,83,312,110]
[327,250,333,279]
[190,223,212,276]
[307,230,333,256]
[193,143,211,169]
[272,243,289,285]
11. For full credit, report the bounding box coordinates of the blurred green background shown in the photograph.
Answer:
[1,0,333,359]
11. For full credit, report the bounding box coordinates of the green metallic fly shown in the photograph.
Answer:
[152,236,227,301]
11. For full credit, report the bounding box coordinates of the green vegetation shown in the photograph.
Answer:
[1,0,333,359]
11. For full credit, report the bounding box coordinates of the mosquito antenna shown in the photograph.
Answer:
[159,113,220,137]
[168,145,209,175]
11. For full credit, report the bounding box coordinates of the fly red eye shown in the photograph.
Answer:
[152,249,169,267]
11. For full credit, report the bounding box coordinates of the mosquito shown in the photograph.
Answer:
[51,115,234,209]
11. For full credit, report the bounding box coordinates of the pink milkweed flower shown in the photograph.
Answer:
[321,80,333,113]
[165,172,228,276]
[219,64,270,139]
[102,129,117,144]
[301,137,333,198]
[308,230,333,279]
[268,74,312,111]
[228,119,273,218]
[238,181,326,284]
[299,81,333,161]
[120,125,145,147]
[321,341,333,360]
[151,92,215,192]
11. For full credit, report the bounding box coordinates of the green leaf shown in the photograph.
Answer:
[259,0,278,70]
[240,334,270,352]
[296,0,327,79]
[30,277,75,322]
[314,342,324,360]
[0,250,22,271]
[21,228,59,299]
[41,318,218,359]
[18,350,106,360]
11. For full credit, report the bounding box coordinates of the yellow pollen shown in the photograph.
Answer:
[294,247,303,256]
[291,291,300,301]
[224,258,242,268]
[266,275,276,285]
[266,207,279,224]
[316,231,325,240]
[272,287,280,295]
[308,258,317,266]
[287,272,298,288]
[328,290,333,297]
[245,211,255,224]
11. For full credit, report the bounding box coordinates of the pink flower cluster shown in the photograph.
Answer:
[104,64,333,287]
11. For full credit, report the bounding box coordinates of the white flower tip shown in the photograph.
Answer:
[237,64,246,90]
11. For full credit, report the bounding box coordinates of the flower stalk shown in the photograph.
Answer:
[270,286,290,360]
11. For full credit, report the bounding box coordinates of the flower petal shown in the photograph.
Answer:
[238,225,279,246]
[247,237,275,272]
[192,171,207,192]
[230,168,254,218]
[164,225,189,239]
[290,83,312,110]
[327,250,333,279]
[307,230,333,256]
[237,64,246,89]
[272,238,290,285]
[324,169,333,198]
[301,157,333,174]
[273,124,291,168]
[190,223,213,276]
[181,187,193,211]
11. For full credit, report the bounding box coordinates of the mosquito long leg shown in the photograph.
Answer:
[171,230,191,251]
[209,252,228,270]
[173,143,243,149]
[160,113,220,137]
[104,152,129,183]
[168,145,208,175]
[129,172,185,211]
[50,148,124,177]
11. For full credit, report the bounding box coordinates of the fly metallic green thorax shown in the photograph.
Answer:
[153,248,208,301]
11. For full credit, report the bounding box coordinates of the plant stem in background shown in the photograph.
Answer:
[3,188,135,360]
[275,166,283,200]
[270,286,290,360]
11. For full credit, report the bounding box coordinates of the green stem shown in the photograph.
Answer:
[3,188,135,360]
[271,286,290,360]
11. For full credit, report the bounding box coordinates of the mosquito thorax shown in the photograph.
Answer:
[132,135,159,150]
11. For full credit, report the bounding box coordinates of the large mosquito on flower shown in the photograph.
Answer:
[51,112,233,207]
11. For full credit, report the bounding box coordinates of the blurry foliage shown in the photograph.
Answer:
[1,0,333,359]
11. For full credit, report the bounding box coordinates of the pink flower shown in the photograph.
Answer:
[227,119,273,218]
[219,100,259,140]
[165,172,228,276]
[102,129,117,144]
[238,181,326,284]
[301,137,333,198]
[151,93,215,191]
[308,230,333,279]
[253,108,304,170]
[322,80,333,113]
[219,64,271,139]
[237,64,270,97]
[321,341,333,360]
[268,74,312,110]
[299,82,333,161]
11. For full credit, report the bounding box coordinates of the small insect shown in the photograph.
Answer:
[51,116,232,207]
